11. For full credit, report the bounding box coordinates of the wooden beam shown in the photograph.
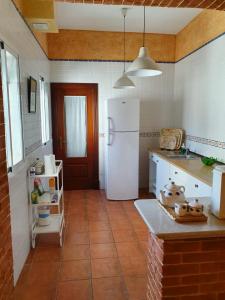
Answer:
[55,0,225,10]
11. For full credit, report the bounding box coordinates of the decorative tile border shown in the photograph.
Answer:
[99,132,160,138]
[100,132,225,149]
[139,132,160,138]
[50,58,174,64]
[186,135,225,149]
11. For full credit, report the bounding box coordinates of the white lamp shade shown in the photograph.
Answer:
[126,47,162,77]
[113,72,135,89]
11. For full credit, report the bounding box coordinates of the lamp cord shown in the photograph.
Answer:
[123,13,126,73]
[143,6,145,47]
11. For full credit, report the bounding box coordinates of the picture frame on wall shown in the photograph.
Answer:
[28,76,37,113]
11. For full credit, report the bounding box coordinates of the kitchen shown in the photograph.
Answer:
[1,0,225,299]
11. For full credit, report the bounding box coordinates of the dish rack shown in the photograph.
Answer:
[160,128,184,150]
[28,160,64,248]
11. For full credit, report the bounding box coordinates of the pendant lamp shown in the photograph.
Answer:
[126,6,162,77]
[113,8,135,89]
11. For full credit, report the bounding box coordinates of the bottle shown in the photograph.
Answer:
[31,189,39,204]
[34,178,44,196]
[49,177,55,194]
[49,177,56,203]
[180,143,186,154]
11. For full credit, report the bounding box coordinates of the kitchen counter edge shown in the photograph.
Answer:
[135,199,225,240]
[149,149,213,186]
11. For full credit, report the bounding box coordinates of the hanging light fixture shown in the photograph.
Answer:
[113,8,135,89]
[126,6,162,77]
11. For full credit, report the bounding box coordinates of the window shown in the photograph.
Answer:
[1,43,23,169]
[40,77,50,144]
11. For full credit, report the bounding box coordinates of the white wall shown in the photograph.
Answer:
[174,34,225,162]
[4,0,225,285]
[50,61,175,188]
[0,0,52,284]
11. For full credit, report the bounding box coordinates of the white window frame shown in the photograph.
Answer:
[0,41,24,172]
[39,76,50,144]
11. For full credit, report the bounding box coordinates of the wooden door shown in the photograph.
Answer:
[51,83,99,190]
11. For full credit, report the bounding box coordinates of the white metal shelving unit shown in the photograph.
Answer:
[28,160,64,248]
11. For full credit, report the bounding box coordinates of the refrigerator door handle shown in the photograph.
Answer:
[107,117,113,146]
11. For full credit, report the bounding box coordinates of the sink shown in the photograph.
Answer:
[166,154,198,160]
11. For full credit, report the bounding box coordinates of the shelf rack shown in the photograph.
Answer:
[28,160,64,248]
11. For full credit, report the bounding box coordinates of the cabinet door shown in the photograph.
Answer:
[169,165,186,186]
[170,165,211,198]
[156,157,170,198]
[187,178,211,198]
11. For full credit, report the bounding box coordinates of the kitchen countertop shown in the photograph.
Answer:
[150,149,214,186]
[135,199,225,240]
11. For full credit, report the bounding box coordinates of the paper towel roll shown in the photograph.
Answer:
[50,154,56,173]
[44,155,54,175]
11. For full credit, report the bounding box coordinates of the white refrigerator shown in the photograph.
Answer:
[105,98,140,200]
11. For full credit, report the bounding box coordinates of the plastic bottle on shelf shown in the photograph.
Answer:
[49,177,57,203]
[34,178,44,196]
[38,206,50,226]
[31,189,39,204]
[49,177,55,194]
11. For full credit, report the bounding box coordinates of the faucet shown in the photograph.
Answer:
[185,147,190,157]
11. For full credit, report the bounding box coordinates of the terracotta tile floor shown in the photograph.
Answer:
[13,190,153,300]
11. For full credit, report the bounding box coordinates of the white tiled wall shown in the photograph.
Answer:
[0,0,52,284]
[4,0,225,285]
[174,34,225,162]
[8,142,52,283]
[50,61,175,188]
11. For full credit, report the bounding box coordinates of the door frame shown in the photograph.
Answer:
[51,83,99,189]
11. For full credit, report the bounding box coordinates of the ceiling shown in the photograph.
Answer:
[55,3,202,34]
[55,0,225,11]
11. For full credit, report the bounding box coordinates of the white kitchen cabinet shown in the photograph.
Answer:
[169,165,185,186]
[149,153,170,197]
[185,177,211,198]
[156,157,171,198]
[170,166,211,197]
[149,152,211,199]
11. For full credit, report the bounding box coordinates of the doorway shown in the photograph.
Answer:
[51,83,99,190]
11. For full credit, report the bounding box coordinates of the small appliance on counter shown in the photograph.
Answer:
[211,165,225,219]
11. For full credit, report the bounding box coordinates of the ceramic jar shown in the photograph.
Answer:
[189,199,204,216]
[35,160,44,175]
[174,202,189,217]
[159,181,186,207]
[38,206,50,226]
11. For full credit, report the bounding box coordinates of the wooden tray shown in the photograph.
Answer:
[158,201,208,223]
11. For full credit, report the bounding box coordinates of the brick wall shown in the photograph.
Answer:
[0,69,14,299]
[147,233,225,300]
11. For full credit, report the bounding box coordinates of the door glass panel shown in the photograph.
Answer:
[64,96,87,157]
